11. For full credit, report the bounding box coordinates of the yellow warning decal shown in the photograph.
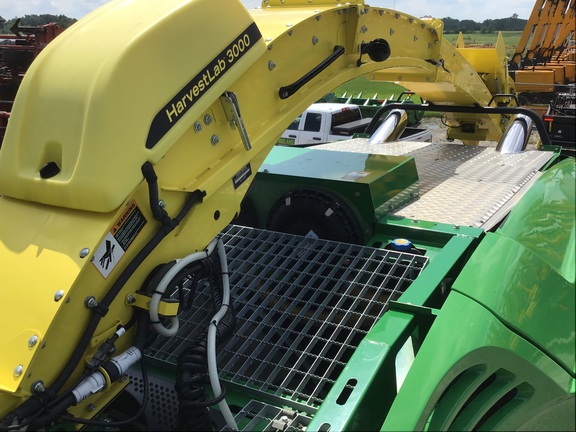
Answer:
[92,200,147,278]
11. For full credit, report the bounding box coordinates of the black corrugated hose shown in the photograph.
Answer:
[175,251,236,431]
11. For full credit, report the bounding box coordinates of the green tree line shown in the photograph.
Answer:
[1,13,525,36]
[0,14,77,34]
[443,15,527,33]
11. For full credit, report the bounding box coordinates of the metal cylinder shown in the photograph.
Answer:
[368,109,408,144]
[496,114,533,154]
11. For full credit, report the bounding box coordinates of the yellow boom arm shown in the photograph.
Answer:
[0,0,446,420]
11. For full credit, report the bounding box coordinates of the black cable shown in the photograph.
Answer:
[175,247,236,431]
[25,394,77,431]
[49,185,203,395]
[0,164,204,429]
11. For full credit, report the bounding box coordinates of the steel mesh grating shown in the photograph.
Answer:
[146,225,428,413]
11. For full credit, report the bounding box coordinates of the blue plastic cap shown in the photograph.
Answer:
[391,238,412,251]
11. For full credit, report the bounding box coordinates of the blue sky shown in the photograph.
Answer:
[1,0,536,22]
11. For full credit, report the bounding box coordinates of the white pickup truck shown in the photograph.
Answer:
[278,102,431,146]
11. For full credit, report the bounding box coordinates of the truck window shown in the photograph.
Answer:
[287,116,301,130]
[332,108,361,128]
[304,112,322,132]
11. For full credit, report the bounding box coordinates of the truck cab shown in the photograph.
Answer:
[278,102,369,146]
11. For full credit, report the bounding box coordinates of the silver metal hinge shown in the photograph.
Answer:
[220,91,252,151]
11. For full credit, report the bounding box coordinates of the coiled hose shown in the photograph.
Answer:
[175,242,236,431]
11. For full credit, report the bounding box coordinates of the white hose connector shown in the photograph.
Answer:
[149,238,218,337]
[207,238,238,431]
[72,346,142,403]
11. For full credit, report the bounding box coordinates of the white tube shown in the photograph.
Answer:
[207,238,238,431]
[149,238,218,337]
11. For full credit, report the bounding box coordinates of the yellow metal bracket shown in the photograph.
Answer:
[126,292,179,317]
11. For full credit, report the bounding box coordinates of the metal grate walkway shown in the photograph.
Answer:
[146,225,428,415]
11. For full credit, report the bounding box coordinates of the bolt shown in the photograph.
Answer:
[159,200,166,209]
[32,380,46,394]
[79,248,90,258]
[203,114,213,125]
[85,296,98,309]
[126,295,136,305]
[454,225,461,230]
[14,365,23,377]
[54,290,64,302]
[280,415,289,423]
[28,335,38,347]
[211,135,220,145]
[268,60,276,71]
[119,374,128,383]
[193,121,203,133]
[312,36,318,45]
[361,25,368,33]
[87,403,96,412]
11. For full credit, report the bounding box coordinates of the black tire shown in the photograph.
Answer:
[266,188,365,244]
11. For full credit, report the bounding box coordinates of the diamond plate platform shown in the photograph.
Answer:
[146,225,428,416]
[316,141,554,228]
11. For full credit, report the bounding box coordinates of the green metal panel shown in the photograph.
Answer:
[453,158,575,374]
[370,215,484,258]
[377,159,576,431]
[380,292,575,432]
[454,233,575,374]
[243,146,419,240]
[308,235,480,432]
[495,157,575,283]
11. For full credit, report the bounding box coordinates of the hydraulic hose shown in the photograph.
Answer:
[207,239,237,430]
[50,170,203,395]
[175,238,237,431]
[26,394,77,431]
[149,238,218,337]
[0,163,204,429]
